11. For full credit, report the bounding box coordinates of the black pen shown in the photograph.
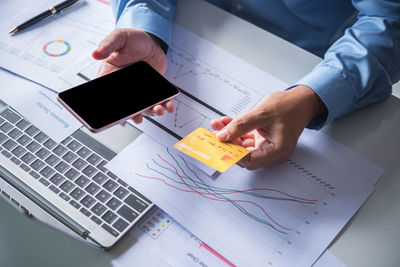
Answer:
[9,0,81,35]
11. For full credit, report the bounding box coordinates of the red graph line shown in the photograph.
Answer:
[157,154,292,231]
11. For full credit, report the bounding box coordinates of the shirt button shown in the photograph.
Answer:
[235,4,242,11]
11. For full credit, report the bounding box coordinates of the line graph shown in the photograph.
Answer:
[165,45,264,117]
[135,148,317,234]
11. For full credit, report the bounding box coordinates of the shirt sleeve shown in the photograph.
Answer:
[296,0,400,129]
[110,0,177,48]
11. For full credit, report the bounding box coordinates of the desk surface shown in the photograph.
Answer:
[1,1,400,266]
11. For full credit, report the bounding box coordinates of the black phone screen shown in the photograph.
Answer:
[58,61,179,130]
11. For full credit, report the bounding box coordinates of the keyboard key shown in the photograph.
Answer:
[30,159,45,171]
[1,108,20,123]
[85,182,100,196]
[62,151,77,163]
[0,122,12,133]
[124,195,149,213]
[91,203,107,216]
[59,192,70,202]
[97,160,108,172]
[80,207,91,217]
[113,187,129,200]
[2,139,17,150]
[15,119,29,130]
[67,140,81,152]
[61,136,72,145]
[55,161,69,173]
[80,195,96,208]
[101,210,117,224]
[108,172,118,180]
[106,197,122,211]
[117,179,128,187]
[117,205,138,223]
[72,158,87,170]
[102,223,119,237]
[45,154,60,166]
[70,188,85,200]
[60,180,75,193]
[128,186,151,203]
[69,200,81,209]
[39,178,50,186]
[17,134,31,146]
[53,145,67,156]
[33,132,48,143]
[11,146,26,157]
[21,152,35,164]
[49,173,65,186]
[95,190,111,203]
[64,168,79,180]
[82,165,97,177]
[10,156,21,165]
[39,166,55,178]
[87,153,101,165]
[1,150,12,158]
[19,163,31,172]
[77,147,91,158]
[43,138,57,150]
[29,171,40,179]
[26,141,40,152]
[8,128,22,139]
[49,185,60,194]
[35,147,50,159]
[0,117,4,125]
[90,215,102,225]
[75,175,89,188]
[0,133,7,144]
[113,218,129,232]
[25,125,39,137]
[103,180,118,192]
[93,172,108,185]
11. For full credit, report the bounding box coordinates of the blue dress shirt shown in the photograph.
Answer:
[111,0,400,129]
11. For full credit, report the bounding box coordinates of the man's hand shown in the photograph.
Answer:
[92,28,174,124]
[211,85,326,170]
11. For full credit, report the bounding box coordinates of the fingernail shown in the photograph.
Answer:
[216,129,228,141]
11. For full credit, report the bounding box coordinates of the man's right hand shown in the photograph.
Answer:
[92,28,174,124]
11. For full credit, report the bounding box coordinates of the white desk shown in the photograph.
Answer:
[1,0,399,266]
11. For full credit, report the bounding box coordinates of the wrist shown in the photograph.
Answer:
[288,85,327,126]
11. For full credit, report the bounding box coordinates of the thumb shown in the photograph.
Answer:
[92,30,127,60]
[216,111,262,142]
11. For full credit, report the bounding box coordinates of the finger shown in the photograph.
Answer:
[244,140,287,170]
[152,105,164,116]
[242,138,255,148]
[97,61,120,77]
[163,101,174,113]
[92,30,127,60]
[216,111,262,142]
[211,116,232,131]
[131,115,143,124]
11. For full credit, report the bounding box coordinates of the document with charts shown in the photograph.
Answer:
[107,131,380,267]
[0,0,114,92]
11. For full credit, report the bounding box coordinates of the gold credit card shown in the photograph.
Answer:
[173,127,249,172]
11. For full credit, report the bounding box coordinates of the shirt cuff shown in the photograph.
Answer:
[295,65,353,129]
[115,5,173,50]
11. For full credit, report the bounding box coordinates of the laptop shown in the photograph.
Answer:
[0,98,153,248]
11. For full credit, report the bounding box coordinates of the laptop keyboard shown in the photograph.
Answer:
[0,106,151,238]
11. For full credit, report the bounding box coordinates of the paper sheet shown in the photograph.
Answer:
[112,207,232,267]
[0,0,114,92]
[113,207,347,267]
[107,131,382,267]
[0,69,81,143]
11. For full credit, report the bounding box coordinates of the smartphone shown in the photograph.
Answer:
[57,61,179,133]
